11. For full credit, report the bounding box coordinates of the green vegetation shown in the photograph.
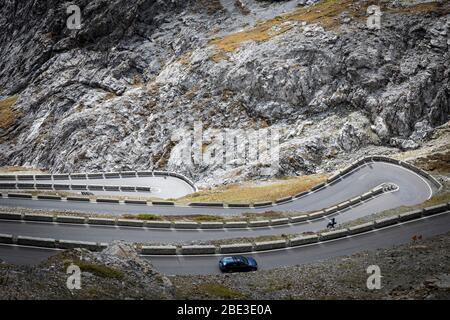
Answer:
[209,234,289,247]
[123,214,161,221]
[190,215,225,222]
[64,260,124,280]
[242,210,288,221]
[262,279,293,293]
[196,283,246,299]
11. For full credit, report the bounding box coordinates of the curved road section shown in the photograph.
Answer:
[0,172,196,199]
[146,212,450,275]
[0,159,438,216]
[0,157,446,275]
[1,212,449,275]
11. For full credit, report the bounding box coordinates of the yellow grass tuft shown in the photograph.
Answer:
[0,166,42,173]
[0,96,19,129]
[209,0,449,58]
[209,0,356,54]
[177,173,329,204]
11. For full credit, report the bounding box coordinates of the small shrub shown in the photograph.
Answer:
[123,214,161,221]
[64,260,124,280]
[197,283,245,299]
[191,215,224,222]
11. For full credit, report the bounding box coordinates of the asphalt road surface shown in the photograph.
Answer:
[0,162,435,216]
[0,193,419,243]
[1,212,448,275]
[0,159,444,276]
[1,175,195,199]
[146,212,450,275]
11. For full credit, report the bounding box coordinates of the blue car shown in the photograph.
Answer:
[219,256,258,273]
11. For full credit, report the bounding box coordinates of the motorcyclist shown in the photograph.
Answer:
[327,217,337,229]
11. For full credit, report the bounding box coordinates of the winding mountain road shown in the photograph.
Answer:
[1,212,448,275]
[0,158,447,275]
[0,192,425,244]
[0,173,196,199]
[0,161,436,215]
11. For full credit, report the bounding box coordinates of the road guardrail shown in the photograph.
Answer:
[1,157,440,214]
[0,182,400,230]
[1,204,449,253]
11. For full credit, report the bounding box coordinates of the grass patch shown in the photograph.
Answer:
[177,173,328,204]
[190,215,225,222]
[209,0,450,57]
[64,260,124,280]
[242,210,287,220]
[0,166,43,173]
[0,96,19,129]
[122,214,161,221]
[209,234,288,247]
[262,279,293,293]
[197,283,246,299]
[415,191,450,208]
[209,0,358,53]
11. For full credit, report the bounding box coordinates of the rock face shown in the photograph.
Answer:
[0,242,175,299]
[0,0,449,188]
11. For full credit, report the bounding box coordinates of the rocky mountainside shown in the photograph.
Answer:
[0,0,449,188]
[0,242,175,299]
[1,233,449,299]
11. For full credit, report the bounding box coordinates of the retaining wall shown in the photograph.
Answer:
[3,203,448,253]
[319,228,349,241]
[290,234,319,246]
[141,246,177,255]
[254,240,287,251]
[17,236,56,248]
[181,245,216,255]
[23,214,54,222]
[0,233,14,244]
[348,221,374,235]
[219,243,253,254]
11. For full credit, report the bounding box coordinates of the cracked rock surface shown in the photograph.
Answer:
[0,0,449,188]
[0,242,175,299]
